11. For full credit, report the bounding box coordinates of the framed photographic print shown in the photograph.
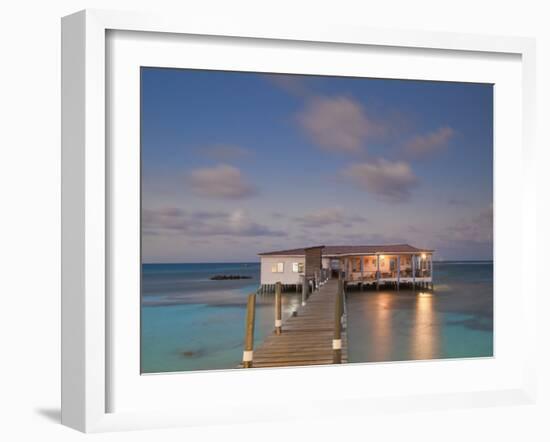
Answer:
[61,9,537,432]
[139,67,492,373]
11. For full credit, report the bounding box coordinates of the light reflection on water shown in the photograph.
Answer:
[347,262,493,363]
[350,290,446,363]
[370,293,393,361]
[410,293,439,360]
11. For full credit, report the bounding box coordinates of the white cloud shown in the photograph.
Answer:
[343,159,419,203]
[266,74,311,98]
[404,126,454,157]
[188,164,257,199]
[297,96,383,153]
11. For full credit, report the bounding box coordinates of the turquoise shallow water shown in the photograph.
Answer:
[141,263,301,373]
[141,261,493,373]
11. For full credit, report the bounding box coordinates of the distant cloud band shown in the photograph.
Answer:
[188,164,257,199]
[294,207,367,228]
[143,207,284,238]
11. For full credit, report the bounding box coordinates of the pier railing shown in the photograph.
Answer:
[346,268,432,281]
[242,269,333,368]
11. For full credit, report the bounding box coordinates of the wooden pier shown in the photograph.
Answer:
[242,278,348,368]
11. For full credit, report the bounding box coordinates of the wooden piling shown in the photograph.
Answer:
[242,293,256,368]
[275,282,282,335]
[333,282,343,364]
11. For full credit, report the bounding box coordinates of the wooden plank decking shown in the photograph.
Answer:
[250,279,348,368]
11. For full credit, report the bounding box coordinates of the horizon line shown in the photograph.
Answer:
[142,259,494,265]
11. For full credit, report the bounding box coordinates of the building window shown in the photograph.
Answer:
[271,262,284,273]
[292,262,304,273]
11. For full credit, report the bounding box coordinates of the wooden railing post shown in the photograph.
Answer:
[333,282,343,364]
[360,256,364,291]
[376,254,380,290]
[412,254,416,290]
[275,282,282,335]
[242,293,256,368]
[301,275,307,306]
[397,255,401,291]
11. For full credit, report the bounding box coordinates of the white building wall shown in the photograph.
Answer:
[260,256,305,285]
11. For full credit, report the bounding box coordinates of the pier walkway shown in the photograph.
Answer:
[249,279,348,368]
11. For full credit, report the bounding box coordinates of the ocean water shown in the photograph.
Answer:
[141,261,493,373]
[141,263,301,373]
[347,261,493,363]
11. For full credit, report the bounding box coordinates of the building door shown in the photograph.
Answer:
[390,258,396,276]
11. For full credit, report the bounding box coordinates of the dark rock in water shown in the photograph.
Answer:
[210,275,252,280]
[180,349,203,358]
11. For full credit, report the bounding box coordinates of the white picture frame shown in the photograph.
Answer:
[61,9,537,433]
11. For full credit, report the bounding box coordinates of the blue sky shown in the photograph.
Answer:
[141,68,493,262]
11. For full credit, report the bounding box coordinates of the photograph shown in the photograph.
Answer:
[140,68,493,373]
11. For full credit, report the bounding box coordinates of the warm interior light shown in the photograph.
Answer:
[421,253,427,260]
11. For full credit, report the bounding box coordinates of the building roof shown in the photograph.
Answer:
[258,244,434,257]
